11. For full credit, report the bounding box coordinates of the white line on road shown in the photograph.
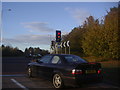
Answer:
[0,74,26,77]
[11,78,29,90]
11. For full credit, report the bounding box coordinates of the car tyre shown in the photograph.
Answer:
[53,74,64,88]
[27,67,33,78]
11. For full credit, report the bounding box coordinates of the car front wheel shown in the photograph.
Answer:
[53,74,64,88]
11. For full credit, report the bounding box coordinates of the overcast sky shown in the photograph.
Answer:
[1,2,118,51]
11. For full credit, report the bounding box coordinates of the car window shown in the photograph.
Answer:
[51,56,61,64]
[39,55,52,64]
[64,55,87,63]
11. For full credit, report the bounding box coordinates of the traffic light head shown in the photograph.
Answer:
[51,40,55,46]
[56,30,61,42]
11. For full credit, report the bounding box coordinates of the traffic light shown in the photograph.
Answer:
[51,40,55,46]
[56,30,61,42]
[51,40,55,50]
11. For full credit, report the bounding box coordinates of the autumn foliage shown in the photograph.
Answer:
[62,7,120,59]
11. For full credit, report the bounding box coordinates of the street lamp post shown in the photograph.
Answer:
[0,2,3,46]
[0,6,11,46]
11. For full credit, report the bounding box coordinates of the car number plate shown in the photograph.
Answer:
[86,70,96,74]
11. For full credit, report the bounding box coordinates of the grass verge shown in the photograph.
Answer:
[83,57,120,86]
[100,60,120,86]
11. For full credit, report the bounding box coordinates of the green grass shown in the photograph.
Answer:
[83,56,120,86]
[100,60,120,68]
[83,56,110,62]
[100,60,120,86]
[102,67,119,85]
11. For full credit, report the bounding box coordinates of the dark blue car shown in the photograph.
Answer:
[27,54,102,88]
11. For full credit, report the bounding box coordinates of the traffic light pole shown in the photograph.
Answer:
[55,43,58,54]
[56,47,58,54]
[69,46,70,54]
[65,47,66,54]
[61,47,62,54]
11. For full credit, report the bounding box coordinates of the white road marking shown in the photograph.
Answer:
[11,78,29,90]
[0,74,26,77]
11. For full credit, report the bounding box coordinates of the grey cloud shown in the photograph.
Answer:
[3,34,54,46]
[65,7,90,24]
[22,22,54,33]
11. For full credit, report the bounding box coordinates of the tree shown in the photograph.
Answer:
[1,45,24,57]
[82,7,119,59]
[62,7,119,59]
[24,47,49,57]
[81,16,102,56]
[103,7,119,59]
[62,26,85,56]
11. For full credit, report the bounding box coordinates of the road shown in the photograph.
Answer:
[2,57,120,89]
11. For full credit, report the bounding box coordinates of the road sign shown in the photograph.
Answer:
[60,42,63,48]
[55,43,57,48]
[67,41,70,47]
[63,42,66,47]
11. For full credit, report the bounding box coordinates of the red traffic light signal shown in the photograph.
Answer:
[58,32,61,35]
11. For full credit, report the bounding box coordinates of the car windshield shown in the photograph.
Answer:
[64,55,87,64]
